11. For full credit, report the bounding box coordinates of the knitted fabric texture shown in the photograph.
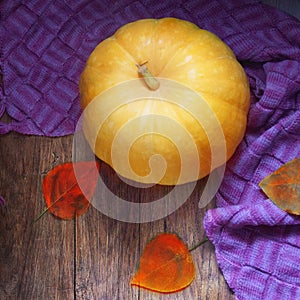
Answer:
[1,1,300,299]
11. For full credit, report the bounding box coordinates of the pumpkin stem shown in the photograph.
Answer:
[136,62,160,91]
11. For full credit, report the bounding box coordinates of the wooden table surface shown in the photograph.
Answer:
[1,1,299,300]
[0,118,232,300]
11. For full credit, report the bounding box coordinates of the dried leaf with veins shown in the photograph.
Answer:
[35,161,100,221]
[259,158,300,215]
[130,233,196,293]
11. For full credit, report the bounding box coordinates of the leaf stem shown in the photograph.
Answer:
[32,188,68,224]
[189,237,209,252]
[31,207,49,225]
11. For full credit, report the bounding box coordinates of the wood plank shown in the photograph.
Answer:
[73,131,142,299]
[0,133,75,300]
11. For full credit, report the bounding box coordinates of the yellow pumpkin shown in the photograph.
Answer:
[79,18,250,185]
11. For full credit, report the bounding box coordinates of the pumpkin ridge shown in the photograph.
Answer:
[113,38,139,66]
[114,19,158,71]
[157,31,200,77]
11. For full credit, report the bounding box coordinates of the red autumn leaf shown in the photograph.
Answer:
[130,233,195,293]
[259,158,300,215]
[42,161,100,220]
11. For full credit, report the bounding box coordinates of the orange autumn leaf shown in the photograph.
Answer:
[130,233,195,293]
[259,158,300,215]
[42,161,100,220]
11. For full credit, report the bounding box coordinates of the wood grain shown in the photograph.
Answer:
[0,132,75,300]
